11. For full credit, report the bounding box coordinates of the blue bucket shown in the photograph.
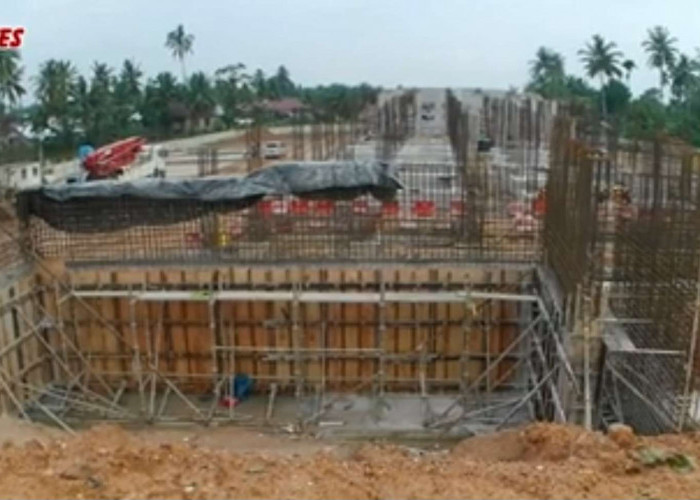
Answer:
[231,374,254,401]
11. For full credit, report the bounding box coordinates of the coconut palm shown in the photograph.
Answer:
[118,59,143,100]
[622,59,636,81]
[115,59,144,129]
[0,51,25,107]
[272,65,295,97]
[187,71,215,129]
[578,35,624,117]
[642,26,678,99]
[670,54,697,103]
[529,47,565,81]
[527,47,566,98]
[141,71,185,134]
[252,69,267,98]
[165,24,194,81]
[71,75,90,131]
[88,62,116,143]
[214,63,249,125]
[34,59,77,133]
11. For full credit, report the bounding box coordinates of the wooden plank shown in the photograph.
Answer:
[304,300,322,385]
[0,287,14,408]
[326,302,343,389]
[165,272,188,382]
[112,272,130,377]
[187,301,210,392]
[343,303,360,384]
[237,269,254,378]
[21,277,44,389]
[358,302,374,385]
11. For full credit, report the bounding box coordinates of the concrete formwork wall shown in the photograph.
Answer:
[50,265,529,396]
[0,270,48,413]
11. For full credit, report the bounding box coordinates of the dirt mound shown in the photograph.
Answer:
[0,421,698,499]
[452,423,626,463]
[451,429,526,461]
[521,422,622,461]
[0,415,62,445]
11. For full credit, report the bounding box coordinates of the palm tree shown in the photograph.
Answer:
[34,59,77,134]
[187,71,215,130]
[578,34,623,117]
[670,54,696,103]
[141,71,185,134]
[273,65,295,97]
[215,63,248,125]
[252,69,267,98]
[71,75,90,132]
[0,51,25,107]
[622,59,636,81]
[88,62,116,143]
[165,24,194,81]
[119,59,143,99]
[112,59,144,132]
[529,47,565,81]
[527,47,566,98]
[642,26,678,99]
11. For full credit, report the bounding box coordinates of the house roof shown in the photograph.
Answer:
[261,98,306,114]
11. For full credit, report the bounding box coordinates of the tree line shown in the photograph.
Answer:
[527,26,700,145]
[0,24,378,161]
[3,23,700,163]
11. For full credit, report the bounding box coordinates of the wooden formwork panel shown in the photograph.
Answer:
[0,271,48,411]
[59,264,531,394]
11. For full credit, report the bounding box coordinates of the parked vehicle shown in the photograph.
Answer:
[262,141,287,159]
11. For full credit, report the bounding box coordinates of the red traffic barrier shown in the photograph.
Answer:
[289,199,310,215]
[185,232,202,246]
[312,200,335,216]
[352,199,370,215]
[412,200,436,218]
[382,201,400,218]
[450,200,466,217]
[257,198,288,216]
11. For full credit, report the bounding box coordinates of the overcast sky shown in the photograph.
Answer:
[6,0,700,96]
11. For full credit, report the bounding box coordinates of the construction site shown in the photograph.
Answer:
[2,87,700,497]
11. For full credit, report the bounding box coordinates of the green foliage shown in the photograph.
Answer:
[302,83,378,121]
[642,26,678,94]
[214,63,247,126]
[633,446,695,474]
[525,27,700,148]
[578,34,624,117]
[603,79,631,116]
[165,24,194,81]
[622,89,667,140]
[526,47,567,98]
[579,34,623,82]
[6,42,378,163]
[0,51,25,106]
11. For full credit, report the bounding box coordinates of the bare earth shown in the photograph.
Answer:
[0,418,700,499]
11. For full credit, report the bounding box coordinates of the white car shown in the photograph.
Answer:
[262,141,287,159]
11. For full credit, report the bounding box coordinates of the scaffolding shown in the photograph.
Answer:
[0,227,571,433]
[543,111,700,433]
[17,89,700,437]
